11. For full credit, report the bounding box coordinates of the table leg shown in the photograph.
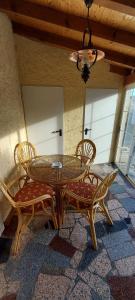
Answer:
[54,185,62,229]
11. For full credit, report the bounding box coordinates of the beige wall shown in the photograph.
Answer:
[0,14,26,221]
[15,35,124,155]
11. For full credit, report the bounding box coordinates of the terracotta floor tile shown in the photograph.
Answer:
[49,235,77,258]
[108,276,135,300]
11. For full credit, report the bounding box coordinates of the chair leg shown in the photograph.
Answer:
[101,200,113,225]
[88,209,97,250]
[52,213,58,229]
[11,215,23,255]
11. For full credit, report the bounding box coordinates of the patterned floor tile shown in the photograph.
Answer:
[49,235,77,258]
[108,276,135,300]
[0,238,12,264]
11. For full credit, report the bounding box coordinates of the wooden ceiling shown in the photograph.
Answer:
[0,0,135,76]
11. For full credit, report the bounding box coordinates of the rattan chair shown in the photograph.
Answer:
[0,176,57,255]
[62,169,118,250]
[75,139,96,170]
[14,141,37,172]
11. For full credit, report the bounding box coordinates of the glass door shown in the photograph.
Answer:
[115,87,135,183]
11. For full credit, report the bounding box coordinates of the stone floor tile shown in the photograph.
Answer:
[79,217,89,227]
[59,228,70,239]
[78,270,91,283]
[33,274,71,300]
[103,220,127,234]
[70,223,87,250]
[68,280,92,300]
[77,243,103,272]
[115,256,135,276]
[70,251,83,269]
[65,280,76,299]
[41,246,70,276]
[116,207,128,218]
[86,221,106,239]
[61,213,75,228]
[119,198,135,213]
[109,210,121,221]
[108,276,135,300]
[65,268,77,280]
[33,228,57,245]
[127,189,135,198]
[106,241,135,261]
[115,193,129,199]
[49,235,76,258]
[0,294,16,300]
[88,249,112,277]
[102,229,131,248]
[129,213,135,227]
[88,274,111,300]
[7,281,19,296]
[128,228,135,239]
[107,199,122,210]
[109,184,126,195]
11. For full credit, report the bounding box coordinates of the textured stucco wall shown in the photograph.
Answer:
[15,35,124,155]
[0,14,26,221]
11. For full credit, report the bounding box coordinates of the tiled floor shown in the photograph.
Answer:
[1,164,135,299]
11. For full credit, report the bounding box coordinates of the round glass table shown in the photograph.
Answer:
[28,155,86,227]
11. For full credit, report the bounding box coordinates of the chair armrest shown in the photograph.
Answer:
[62,188,92,204]
[16,193,53,208]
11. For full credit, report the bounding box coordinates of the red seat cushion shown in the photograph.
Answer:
[15,182,55,213]
[65,182,96,209]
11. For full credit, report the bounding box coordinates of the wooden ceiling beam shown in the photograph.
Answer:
[12,22,135,69]
[0,0,135,48]
[94,0,135,17]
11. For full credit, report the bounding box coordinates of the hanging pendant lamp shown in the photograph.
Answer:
[69,0,105,83]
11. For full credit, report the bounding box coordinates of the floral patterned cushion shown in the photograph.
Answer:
[65,182,96,209]
[15,182,55,213]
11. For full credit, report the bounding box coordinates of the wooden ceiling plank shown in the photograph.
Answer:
[94,0,135,17]
[12,22,135,69]
[109,64,131,76]
[0,0,135,48]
